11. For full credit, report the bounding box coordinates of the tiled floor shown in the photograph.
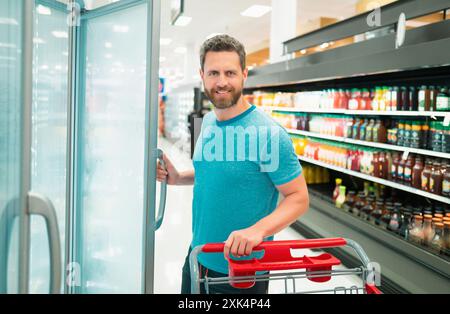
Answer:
[154,137,362,294]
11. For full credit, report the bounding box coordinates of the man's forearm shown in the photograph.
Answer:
[252,191,309,238]
[177,169,195,185]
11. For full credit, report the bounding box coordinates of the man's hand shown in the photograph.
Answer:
[224,226,266,259]
[156,154,180,185]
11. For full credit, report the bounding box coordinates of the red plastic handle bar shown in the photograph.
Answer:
[202,238,347,253]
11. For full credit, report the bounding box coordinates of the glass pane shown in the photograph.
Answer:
[29,3,69,294]
[0,0,24,294]
[79,3,148,293]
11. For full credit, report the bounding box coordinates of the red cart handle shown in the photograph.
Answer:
[202,238,347,253]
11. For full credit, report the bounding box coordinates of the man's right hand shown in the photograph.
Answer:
[157,154,180,185]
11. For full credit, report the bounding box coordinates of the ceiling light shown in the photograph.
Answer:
[105,42,113,48]
[300,49,307,54]
[105,54,113,59]
[33,37,46,44]
[240,5,271,18]
[37,4,52,15]
[174,16,192,27]
[174,47,187,54]
[319,42,330,49]
[113,25,129,33]
[0,18,18,25]
[52,31,68,38]
[160,38,172,45]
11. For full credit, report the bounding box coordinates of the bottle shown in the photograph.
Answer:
[430,223,445,254]
[443,222,450,256]
[397,120,405,146]
[436,87,450,111]
[336,185,347,209]
[403,154,415,187]
[418,86,431,112]
[430,86,438,111]
[412,157,424,189]
[380,205,393,230]
[422,215,434,246]
[421,159,433,192]
[442,123,450,153]
[343,190,356,212]
[403,120,412,148]
[372,152,380,177]
[397,155,406,183]
[346,118,355,139]
[361,197,375,221]
[372,87,380,111]
[352,119,363,140]
[420,120,429,149]
[430,160,443,195]
[378,152,388,179]
[360,119,369,142]
[443,162,450,197]
[399,207,413,239]
[363,182,370,196]
[410,86,419,111]
[409,215,424,245]
[374,119,387,143]
[371,201,384,225]
[391,152,400,181]
[402,87,410,111]
[333,178,342,202]
[364,119,374,142]
[388,203,402,232]
[352,192,366,216]
[410,121,421,149]
[432,122,443,152]
[396,86,403,111]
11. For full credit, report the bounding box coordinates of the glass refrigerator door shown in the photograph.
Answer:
[75,1,161,293]
[0,0,25,294]
[29,1,69,294]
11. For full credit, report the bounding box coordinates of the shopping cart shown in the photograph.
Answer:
[189,237,382,294]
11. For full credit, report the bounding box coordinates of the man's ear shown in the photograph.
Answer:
[199,68,204,80]
[242,67,248,80]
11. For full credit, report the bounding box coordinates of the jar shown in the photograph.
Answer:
[380,205,393,230]
[409,215,424,245]
[443,162,450,197]
[430,222,445,254]
[399,207,413,239]
[422,215,434,246]
[343,191,356,212]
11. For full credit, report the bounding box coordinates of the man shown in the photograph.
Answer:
[157,35,309,294]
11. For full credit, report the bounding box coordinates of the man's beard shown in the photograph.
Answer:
[204,86,242,109]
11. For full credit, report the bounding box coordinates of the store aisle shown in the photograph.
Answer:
[154,137,362,294]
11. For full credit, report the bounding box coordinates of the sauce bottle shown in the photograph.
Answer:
[403,120,412,148]
[418,86,431,112]
[397,120,405,146]
[336,185,347,209]
[361,197,375,221]
[421,159,433,192]
[441,123,450,153]
[372,152,380,177]
[430,222,445,254]
[430,160,443,195]
[333,178,342,202]
[397,155,406,183]
[352,192,366,216]
[422,214,434,246]
[391,152,400,181]
[343,190,356,212]
[410,121,421,148]
[399,207,413,239]
[442,162,450,197]
[359,119,369,141]
[412,157,424,189]
[420,120,429,149]
[402,87,410,111]
[409,215,424,245]
[403,154,415,186]
[388,203,402,232]
[352,119,363,140]
[410,86,419,111]
[371,201,384,225]
[378,152,388,179]
[396,86,403,111]
[381,205,393,230]
[436,87,450,111]
[430,86,438,111]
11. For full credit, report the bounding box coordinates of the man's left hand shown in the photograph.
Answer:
[224,226,265,259]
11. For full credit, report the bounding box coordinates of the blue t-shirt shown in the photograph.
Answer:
[191,104,302,274]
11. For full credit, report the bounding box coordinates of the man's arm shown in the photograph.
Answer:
[224,174,309,258]
[157,154,195,186]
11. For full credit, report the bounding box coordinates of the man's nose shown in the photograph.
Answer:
[216,74,228,87]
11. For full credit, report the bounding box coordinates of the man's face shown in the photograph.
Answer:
[200,51,248,109]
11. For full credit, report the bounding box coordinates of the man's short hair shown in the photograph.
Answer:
[199,34,246,71]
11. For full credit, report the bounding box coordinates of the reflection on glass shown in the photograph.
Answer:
[29,3,68,293]
[0,0,23,294]
[80,3,148,293]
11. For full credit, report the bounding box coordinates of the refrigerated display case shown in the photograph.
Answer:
[245,0,450,293]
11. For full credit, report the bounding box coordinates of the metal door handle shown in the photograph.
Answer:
[154,148,167,230]
[27,192,62,294]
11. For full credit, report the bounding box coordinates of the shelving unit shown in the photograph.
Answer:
[288,129,450,159]
[296,155,450,205]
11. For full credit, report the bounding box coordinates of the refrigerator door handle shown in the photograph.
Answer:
[27,192,62,294]
[154,148,167,230]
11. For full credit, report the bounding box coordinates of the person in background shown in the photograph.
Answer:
[157,34,309,294]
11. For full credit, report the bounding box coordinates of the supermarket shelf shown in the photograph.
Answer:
[265,106,450,118]
[296,155,450,205]
[288,129,450,159]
